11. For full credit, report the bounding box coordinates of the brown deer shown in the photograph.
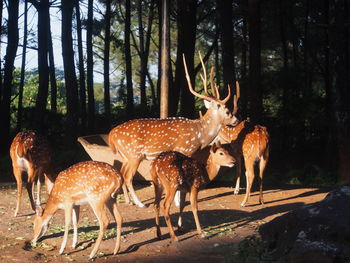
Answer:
[219,120,270,207]
[10,130,56,217]
[32,161,123,259]
[108,53,239,207]
[150,142,235,241]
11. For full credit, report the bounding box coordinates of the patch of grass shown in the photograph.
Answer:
[226,235,283,263]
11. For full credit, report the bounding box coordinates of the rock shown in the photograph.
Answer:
[259,186,350,263]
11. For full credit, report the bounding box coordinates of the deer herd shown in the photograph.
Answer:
[8,53,270,259]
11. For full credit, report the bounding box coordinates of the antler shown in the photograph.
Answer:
[232,81,240,115]
[183,53,231,104]
[183,54,213,101]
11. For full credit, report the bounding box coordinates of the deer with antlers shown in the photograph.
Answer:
[10,130,56,217]
[216,83,270,207]
[108,53,239,208]
[32,161,123,259]
[150,141,235,241]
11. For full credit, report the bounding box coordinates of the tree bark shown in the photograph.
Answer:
[217,0,236,109]
[61,0,80,145]
[248,0,262,123]
[33,0,50,132]
[75,1,87,133]
[125,0,134,118]
[87,0,95,132]
[329,0,350,184]
[160,0,170,118]
[17,0,29,132]
[0,0,19,151]
[175,0,197,118]
[104,0,111,128]
[47,9,57,114]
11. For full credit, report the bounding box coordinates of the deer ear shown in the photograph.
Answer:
[204,99,211,109]
[35,205,43,217]
[210,142,218,153]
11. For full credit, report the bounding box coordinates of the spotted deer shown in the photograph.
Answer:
[10,130,56,217]
[108,53,239,208]
[32,161,123,259]
[219,120,270,207]
[150,142,235,241]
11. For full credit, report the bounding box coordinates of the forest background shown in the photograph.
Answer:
[0,0,349,187]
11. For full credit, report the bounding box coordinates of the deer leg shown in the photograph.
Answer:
[153,181,163,240]
[89,202,109,259]
[258,157,268,205]
[163,187,178,242]
[35,171,42,207]
[59,204,73,255]
[234,157,242,195]
[71,206,80,249]
[241,163,254,207]
[13,167,23,217]
[124,158,145,208]
[120,162,132,205]
[177,191,186,230]
[189,188,205,238]
[106,199,122,255]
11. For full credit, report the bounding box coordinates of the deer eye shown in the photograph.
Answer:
[219,152,224,155]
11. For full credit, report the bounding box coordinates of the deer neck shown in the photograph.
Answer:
[220,120,245,142]
[198,110,223,148]
[205,156,221,183]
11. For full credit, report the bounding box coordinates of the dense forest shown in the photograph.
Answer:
[0,0,349,186]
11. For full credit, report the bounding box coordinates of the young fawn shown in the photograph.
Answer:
[219,120,270,206]
[150,142,235,241]
[10,130,56,217]
[32,161,123,259]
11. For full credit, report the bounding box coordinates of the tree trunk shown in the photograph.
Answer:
[240,0,248,117]
[329,0,350,184]
[87,0,95,132]
[0,0,3,102]
[125,0,134,118]
[0,0,19,151]
[104,0,111,128]
[34,0,50,132]
[175,0,197,118]
[217,0,236,109]
[248,0,262,123]
[17,0,28,132]
[61,0,80,145]
[75,1,87,133]
[47,9,57,114]
[160,0,170,118]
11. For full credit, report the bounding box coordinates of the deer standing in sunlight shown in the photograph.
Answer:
[108,53,239,208]
[10,130,56,217]
[150,142,235,241]
[32,161,123,259]
[217,82,270,206]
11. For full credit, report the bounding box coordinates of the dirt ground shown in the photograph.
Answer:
[0,182,329,263]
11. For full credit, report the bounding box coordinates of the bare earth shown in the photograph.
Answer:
[0,183,329,263]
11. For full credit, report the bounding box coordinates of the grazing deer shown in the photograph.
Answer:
[32,161,123,259]
[109,53,239,208]
[150,142,235,241]
[219,120,270,207]
[10,130,56,217]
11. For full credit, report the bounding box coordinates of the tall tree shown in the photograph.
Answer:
[248,0,262,123]
[17,0,29,131]
[329,0,350,184]
[125,0,134,118]
[28,0,51,132]
[0,0,19,151]
[217,0,236,109]
[87,0,95,132]
[0,0,3,102]
[75,1,87,133]
[160,0,170,118]
[174,0,197,118]
[61,0,80,144]
[103,0,111,128]
[47,10,57,114]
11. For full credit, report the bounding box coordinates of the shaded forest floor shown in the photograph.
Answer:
[0,183,330,263]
